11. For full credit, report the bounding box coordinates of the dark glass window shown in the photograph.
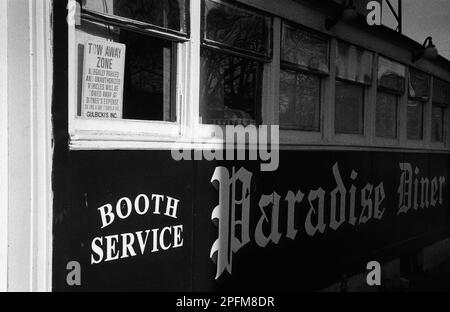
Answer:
[376,92,398,139]
[82,0,188,34]
[200,49,262,125]
[279,22,328,132]
[409,68,430,101]
[335,80,364,135]
[432,104,444,142]
[281,24,329,73]
[378,57,405,94]
[279,70,320,131]
[407,100,424,140]
[203,0,272,58]
[336,41,373,85]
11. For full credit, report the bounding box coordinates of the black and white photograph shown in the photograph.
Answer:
[1,0,450,301]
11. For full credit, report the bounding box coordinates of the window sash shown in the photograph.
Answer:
[281,22,330,75]
[375,92,398,139]
[201,0,273,61]
[407,100,424,141]
[80,0,190,38]
[378,56,406,94]
[335,80,365,135]
[409,68,430,101]
[81,9,189,42]
[336,41,373,85]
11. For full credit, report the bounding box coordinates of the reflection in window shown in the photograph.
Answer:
[335,80,364,135]
[200,49,262,125]
[281,24,329,73]
[203,0,272,58]
[82,0,188,33]
[433,78,450,105]
[407,100,423,140]
[432,104,444,142]
[378,57,405,94]
[76,20,176,121]
[431,78,449,143]
[336,41,373,85]
[409,68,430,101]
[279,70,320,131]
[376,92,397,139]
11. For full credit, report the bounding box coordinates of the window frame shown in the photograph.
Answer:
[278,20,331,145]
[68,0,191,148]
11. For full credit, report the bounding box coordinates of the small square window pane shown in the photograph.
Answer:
[432,105,445,142]
[376,92,397,139]
[279,70,321,131]
[335,81,364,135]
[433,78,450,106]
[76,21,176,122]
[407,100,424,140]
[409,68,430,101]
[200,48,262,125]
[336,41,373,85]
[378,57,406,93]
[281,24,329,73]
[82,0,188,33]
[203,0,272,57]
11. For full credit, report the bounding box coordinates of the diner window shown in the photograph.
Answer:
[74,0,189,123]
[407,100,424,140]
[335,42,373,135]
[82,0,188,34]
[432,105,444,142]
[279,23,329,131]
[335,80,365,135]
[431,78,450,142]
[200,0,272,126]
[376,57,406,140]
[376,92,398,139]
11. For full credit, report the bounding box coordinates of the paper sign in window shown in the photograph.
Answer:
[82,40,126,120]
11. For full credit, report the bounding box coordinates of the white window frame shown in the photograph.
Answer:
[277,19,328,146]
[68,0,190,149]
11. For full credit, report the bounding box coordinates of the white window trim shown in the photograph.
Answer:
[68,0,190,148]
[0,0,8,293]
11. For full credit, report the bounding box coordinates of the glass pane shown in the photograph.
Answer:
[76,21,175,121]
[336,41,373,85]
[409,68,430,101]
[281,23,329,73]
[200,48,262,125]
[433,78,450,106]
[335,81,364,135]
[376,92,397,139]
[407,100,424,140]
[203,0,272,57]
[378,57,406,93]
[279,70,321,131]
[82,0,187,33]
[432,105,444,142]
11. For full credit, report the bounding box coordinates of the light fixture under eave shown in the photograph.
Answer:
[325,0,358,30]
[412,37,439,62]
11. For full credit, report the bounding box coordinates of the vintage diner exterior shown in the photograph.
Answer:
[1,0,450,291]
